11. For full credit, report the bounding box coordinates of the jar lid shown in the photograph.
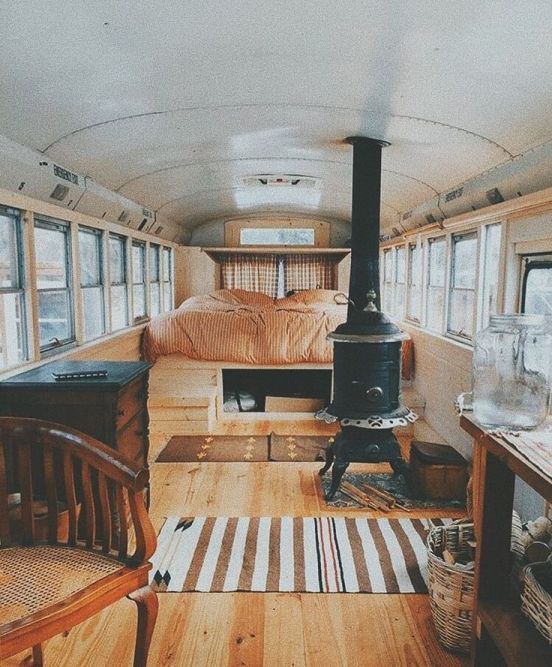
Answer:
[489,314,545,327]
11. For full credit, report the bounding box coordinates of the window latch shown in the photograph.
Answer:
[49,337,62,347]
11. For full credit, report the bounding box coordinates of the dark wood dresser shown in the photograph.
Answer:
[0,360,151,471]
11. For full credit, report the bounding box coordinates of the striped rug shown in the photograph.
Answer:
[150,516,452,593]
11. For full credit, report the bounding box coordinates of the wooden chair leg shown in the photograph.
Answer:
[32,644,43,666]
[128,585,158,667]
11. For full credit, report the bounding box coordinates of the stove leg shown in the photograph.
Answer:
[326,459,349,500]
[318,442,335,476]
[390,457,409,479]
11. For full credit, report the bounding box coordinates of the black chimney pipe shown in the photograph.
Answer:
[345,136,390,317]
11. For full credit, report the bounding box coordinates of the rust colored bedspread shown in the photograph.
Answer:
[142,289,347,364]
[142,289,413,378]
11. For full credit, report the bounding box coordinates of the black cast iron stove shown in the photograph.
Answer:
[316,137,417,499]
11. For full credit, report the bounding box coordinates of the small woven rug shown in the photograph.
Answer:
[150,516,452,593]
[319,472,466,510]
[269,434,332,461]
[156,435,269,462]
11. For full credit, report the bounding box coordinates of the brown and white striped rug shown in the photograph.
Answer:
[150,516,452,593]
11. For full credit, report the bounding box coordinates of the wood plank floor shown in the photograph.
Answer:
[7,444,469,667]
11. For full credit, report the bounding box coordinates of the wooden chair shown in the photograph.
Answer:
[0,416,158,666]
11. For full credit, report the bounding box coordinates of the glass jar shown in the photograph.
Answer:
[472,314,552,430]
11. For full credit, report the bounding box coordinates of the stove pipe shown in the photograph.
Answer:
[346,136,388,317]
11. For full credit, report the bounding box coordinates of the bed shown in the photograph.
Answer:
[142,288,413,379]
[142,288,348,365]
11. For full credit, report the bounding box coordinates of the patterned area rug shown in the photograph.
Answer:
[150,516,452,593]
[319,472,466,510]
[156,435,269,462]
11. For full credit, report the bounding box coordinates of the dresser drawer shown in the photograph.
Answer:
[116,410,147,467]
[115,377,148,430]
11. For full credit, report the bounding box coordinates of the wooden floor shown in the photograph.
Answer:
[8,438,469,667]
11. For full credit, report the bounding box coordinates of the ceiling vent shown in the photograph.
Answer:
[486,187,504,204]
[49,183,69,201]
[240,174,321,188]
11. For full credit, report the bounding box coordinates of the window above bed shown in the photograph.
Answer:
[224,217,330,248]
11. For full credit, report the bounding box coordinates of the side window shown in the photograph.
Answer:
[0,207,28,368]
[406,243,422,323]
[109,234,128,331]
[480,223,502,329]
[425,237,447,332]
[522,257,552,315]
[382,249,394,313]
[34,217,74,352]
[149,244,161,316]
[448,232,478,340]
[132,241,147,322]
[79,226,105,341]
[394,246,406,318]
[162,247,173,312]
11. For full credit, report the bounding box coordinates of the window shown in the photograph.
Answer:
[480,223,502,328]
[132,241,147,322]
[393,246,406,318]
[382,249,394,313]
[426,237,447,332]
[79,226,105,341]
[149,244,161,316]
[34,218,74,352]
[406,243,422,322]
[448,232,478,340]
[0,208,27,368]
[109,234,128,330]
[162,247,173,312]
[522,256,552,315]
[240,228,315,246]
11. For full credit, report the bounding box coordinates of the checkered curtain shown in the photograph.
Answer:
[220,254,280,297]
[283,254,336,292]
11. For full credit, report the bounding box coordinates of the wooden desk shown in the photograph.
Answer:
[461,416,552,666]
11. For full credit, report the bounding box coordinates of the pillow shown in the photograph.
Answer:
[209,289,275,307]
[277,289,344,306]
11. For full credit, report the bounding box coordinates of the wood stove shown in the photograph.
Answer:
[317,137,417,499]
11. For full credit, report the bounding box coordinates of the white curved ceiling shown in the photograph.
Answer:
[1,1,551,237]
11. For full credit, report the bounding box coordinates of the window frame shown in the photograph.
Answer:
[521,256,552,314]
[108,233,129,331]
[162,246,173,312]
[406,241,422,324]
[78,225,106,341]
[131,240,147,323]
[149,243,162,317]
[446,230,479,342]
[393,245,406,319]
[382,248,394,314]
[0,206,28,368]
[34,216,75,354]
[425,235,447,333]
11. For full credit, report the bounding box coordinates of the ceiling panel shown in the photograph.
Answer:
[0,1,551,238]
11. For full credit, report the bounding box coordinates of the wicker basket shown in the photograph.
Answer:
[426,522,475,653]
[521,560,552,644]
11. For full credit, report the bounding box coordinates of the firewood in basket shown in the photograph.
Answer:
[442,549,456,565]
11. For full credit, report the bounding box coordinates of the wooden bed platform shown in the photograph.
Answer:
[148,354,427,439]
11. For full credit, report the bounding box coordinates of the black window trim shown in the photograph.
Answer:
[521,257,552,313]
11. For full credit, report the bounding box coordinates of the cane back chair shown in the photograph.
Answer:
[0,417,158,666]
